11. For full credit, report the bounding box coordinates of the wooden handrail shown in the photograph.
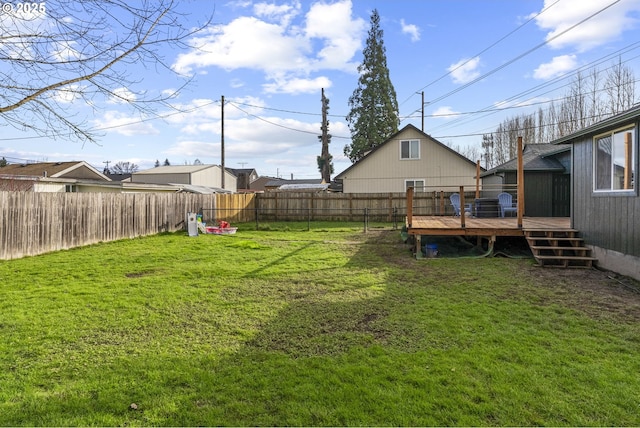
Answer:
[517,136,524,228]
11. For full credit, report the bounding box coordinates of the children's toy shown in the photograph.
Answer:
[205,220,237,235]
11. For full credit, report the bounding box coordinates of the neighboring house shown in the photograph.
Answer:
[105,173,132,182]
[262,178,323,192]
[228,168,259,191]
[552,105,640,280]
[481,144,572,217]
[130,164,237,193]
[0,161,111,192]
[334,124,481,193]
[0,161,188,193]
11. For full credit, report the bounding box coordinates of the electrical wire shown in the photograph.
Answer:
[399,0,562,107]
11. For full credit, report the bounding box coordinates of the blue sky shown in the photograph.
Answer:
[2,0,640,180]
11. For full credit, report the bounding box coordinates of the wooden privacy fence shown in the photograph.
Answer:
[1,190,464,260]
[206,191,466,222]
[0,192,218,260]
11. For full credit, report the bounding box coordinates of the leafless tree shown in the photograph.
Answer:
[483,60,637,163]
[111,161,139,174]
[604,57,636,115]
[0,0,211,144]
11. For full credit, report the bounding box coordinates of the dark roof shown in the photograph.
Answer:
[481,144,571,177]
[106,173,132,181]
[552,104,640,144]
[0,161,82,177]
[264,178,323,187]
[228,168,257,176]
[0,161,109,180]
[335,124,482,179]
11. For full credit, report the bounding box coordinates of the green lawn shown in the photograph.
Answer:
[1,224,639,426]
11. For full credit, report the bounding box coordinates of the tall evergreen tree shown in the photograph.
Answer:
[344,9,399,163]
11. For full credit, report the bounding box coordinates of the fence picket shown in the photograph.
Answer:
[1,190,459,260]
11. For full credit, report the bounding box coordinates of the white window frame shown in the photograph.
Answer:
[593,125,636,193]
[400,139,420,160]
[405,179,425,192]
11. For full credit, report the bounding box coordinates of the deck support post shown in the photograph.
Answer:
[414,234,423,259]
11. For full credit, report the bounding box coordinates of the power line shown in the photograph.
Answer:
[226,101,351,139]
[399,0,563,107]
[401,0,623,123]
[426,44,640,135]
[423,0,622,108]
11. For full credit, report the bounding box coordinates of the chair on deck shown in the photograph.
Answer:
[450,193,472,217]
[498,192,517,217]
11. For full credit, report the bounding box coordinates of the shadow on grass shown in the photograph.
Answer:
[5,230,640,426]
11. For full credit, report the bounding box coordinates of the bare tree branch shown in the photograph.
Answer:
[0,0,212,143]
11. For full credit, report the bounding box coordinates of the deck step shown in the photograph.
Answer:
[523,227,597,269]
[533,255,597,268]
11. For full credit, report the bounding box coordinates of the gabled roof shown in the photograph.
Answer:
[481,143,571,177]
[133,165,216,175]
[334,124,481,179]
[0,161,110,181]
[552,104,640,144]
[228,168,257,176]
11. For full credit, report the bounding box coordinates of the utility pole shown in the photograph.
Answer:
[221,95,225,189]
[421,91,424,132]
[103,160,111,174]
[318,88,332,183]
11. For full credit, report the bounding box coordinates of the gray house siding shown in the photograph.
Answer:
[570,121,640,258]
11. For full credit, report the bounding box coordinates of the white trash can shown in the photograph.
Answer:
[187,212,198,236]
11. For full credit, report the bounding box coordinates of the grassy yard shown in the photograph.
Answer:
[1,223,639,426]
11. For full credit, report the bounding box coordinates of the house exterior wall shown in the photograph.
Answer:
[33,182,69,192]
[338,127,478,193]
[192,168,238,192]
[570,120,640,279]
[132,172,191,185]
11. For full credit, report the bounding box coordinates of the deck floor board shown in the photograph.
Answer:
[408,216,571,236]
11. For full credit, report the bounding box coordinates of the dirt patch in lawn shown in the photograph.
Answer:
[522,264,640,323]
[367,230,640,323]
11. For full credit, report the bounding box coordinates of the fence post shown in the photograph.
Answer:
[363,208,368,232]
[307,207,311,231]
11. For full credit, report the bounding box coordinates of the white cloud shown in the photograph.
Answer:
[108,87,138,104]
[400,19,420,42]
[51,84,84,104]
[51,40,82,62]
[431,106,461,119]
[304,0,366,70]
[532,0,640,51]
[263,75,331,94]
[172,17,309,75]
[172,0,365,94]
[94,111,159,136]
[533,54,578,80]
[253,1,301,26]
[448,57,481,84]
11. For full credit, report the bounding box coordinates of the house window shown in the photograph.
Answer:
[405,179,425,192]
[594,127,635,192]
[65,184,77,193]
[400,139,420,160]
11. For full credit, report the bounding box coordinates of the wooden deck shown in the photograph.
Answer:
[407,216,571,237]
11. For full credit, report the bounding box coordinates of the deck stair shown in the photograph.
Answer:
[524,228,597,268]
